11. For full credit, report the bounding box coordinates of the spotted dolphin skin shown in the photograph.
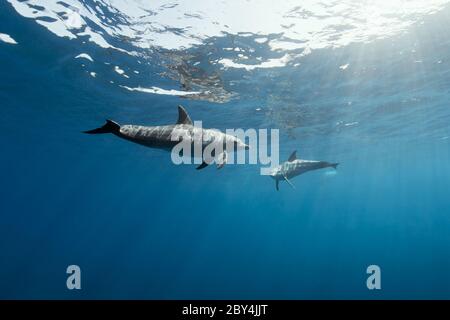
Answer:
[84,105,249,169]
[270,151,339,191]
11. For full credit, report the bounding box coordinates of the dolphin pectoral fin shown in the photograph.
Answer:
[276,180,279,191]
[216,151,228,169]
[216,162,225,169]
[196,161,209,170]
[283,175,296,189]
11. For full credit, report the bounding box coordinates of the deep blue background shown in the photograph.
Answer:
[1,2,450,299]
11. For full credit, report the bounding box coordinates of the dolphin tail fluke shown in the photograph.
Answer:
[331,163,339,169]
[84,120,120,134]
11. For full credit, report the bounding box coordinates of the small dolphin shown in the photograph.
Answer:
[84,105,248,169]
[270,151,339,191]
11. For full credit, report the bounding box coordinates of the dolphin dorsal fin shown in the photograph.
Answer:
[288,150,297,162]
[176,105,193,125]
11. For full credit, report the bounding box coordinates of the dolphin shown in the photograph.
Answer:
[84,105,249,169]
[269,150,339,191]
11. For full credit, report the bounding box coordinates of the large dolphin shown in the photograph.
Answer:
[269,151,339,191]
[84,105,249,169]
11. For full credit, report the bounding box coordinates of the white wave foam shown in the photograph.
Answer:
[6,0,129,53]
[114,66,124,74]
[0,33,18,44]
[219,54,291,71]
[120,85,200,96]
[254,37,268,44]
[114,66,129,78]
[7,0,449,55]
[75,53,93,62]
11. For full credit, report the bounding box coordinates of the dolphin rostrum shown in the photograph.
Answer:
[84,105,249,169]
[269,150,339,191]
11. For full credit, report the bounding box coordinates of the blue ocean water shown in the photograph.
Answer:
[1,1,450,299]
